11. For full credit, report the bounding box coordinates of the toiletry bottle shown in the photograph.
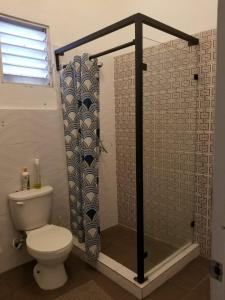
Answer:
[21,167,30,190]
[33,158,42,189]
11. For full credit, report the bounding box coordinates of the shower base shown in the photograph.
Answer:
[101,224,178,272]
[72,229,200,299]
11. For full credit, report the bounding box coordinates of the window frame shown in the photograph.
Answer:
[0,13,53,88]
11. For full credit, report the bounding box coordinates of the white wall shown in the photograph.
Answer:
[0,108,70,273]
[0,0,218,273]
[0,0,218,62]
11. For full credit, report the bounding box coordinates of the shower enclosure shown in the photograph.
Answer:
[55,13,199,288]
[111,33,199,278]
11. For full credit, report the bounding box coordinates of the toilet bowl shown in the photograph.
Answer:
[26,224,73,290]
[8,186,73,290]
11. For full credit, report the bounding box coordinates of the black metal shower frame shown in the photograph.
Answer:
[55,13,199,284]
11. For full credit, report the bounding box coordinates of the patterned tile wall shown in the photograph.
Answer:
[114,29,216,258]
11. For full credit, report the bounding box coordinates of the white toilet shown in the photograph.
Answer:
[8,186,73,290]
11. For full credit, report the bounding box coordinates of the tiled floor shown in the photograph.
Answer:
[0,253,209,300]
[101,224,177,272]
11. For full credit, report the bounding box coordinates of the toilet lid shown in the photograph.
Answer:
[26,225,72,253]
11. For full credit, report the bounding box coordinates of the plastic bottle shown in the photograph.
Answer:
[21,167,30,190]
[33,158,42,189]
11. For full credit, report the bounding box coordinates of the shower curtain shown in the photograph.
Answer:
[60,53,100,261]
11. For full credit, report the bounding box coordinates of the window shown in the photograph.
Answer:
[0,15,51,86]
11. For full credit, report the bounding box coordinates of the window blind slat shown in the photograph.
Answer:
[0,21,46,41]
[0,33,46,51]
[1,44,47,60]
[2,54,48,69]
[3,74,49,85]
[3,64,48,79]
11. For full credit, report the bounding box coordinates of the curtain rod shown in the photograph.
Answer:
[60,39,135,70]
[89,39,135,60]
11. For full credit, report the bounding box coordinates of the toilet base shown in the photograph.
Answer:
[33,262,68,290]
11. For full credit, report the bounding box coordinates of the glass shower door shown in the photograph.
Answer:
[143,39,198,273]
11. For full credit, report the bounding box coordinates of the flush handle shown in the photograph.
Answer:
[16,201,25,206]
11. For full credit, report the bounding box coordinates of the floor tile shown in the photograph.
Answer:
[188,256,210,272]
[94,272,131,299]
[0,252,210,300]
[184,277,210,300]
[170,260,209,290]
[0,277,11,299]
[145,280,188,300]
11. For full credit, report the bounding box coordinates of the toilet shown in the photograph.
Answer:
[8,186,73,290]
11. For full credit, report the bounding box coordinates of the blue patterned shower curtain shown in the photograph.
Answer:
[60,53,100,260]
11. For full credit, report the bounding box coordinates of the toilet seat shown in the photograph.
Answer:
[26,224,73,258]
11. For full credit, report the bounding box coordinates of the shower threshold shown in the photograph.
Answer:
[72,236,200,299]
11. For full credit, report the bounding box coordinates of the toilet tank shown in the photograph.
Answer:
[8,186,53,231]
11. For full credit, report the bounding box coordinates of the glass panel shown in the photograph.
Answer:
[2,54,48,69]
[0,33,46,51]
[3,74,49,86]
[3,64,48,78]
[143,39,198,273]
[0,21,46,41]
[100,52,137,273]
[1,44,47,60]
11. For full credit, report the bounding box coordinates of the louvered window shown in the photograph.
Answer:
[0,16,51,86]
